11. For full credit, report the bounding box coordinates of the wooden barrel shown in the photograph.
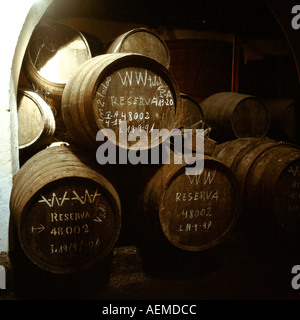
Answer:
[107,28,170,68]
[178,93,205,129]
[62,53,181,150]
[10,146,121,274]
[23,22,92,101]
[17,89,56,153]
[213,137,300,232]
[141,157,240,251]
[263,98,300,143]
[200,92,270,142]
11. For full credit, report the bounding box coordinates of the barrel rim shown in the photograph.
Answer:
[23,21,92,98]
[107,27,170,68]
[17,88,55,149]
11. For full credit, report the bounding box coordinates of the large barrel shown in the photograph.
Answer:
[141,157,240,251]
[213,137,300,232]
[200,92,270,142]
[17,89,56,153]
[107,28,170,68]
[23,22,92,101]
[62,53,181,150]
[10,146,121,274]
[263,98,300,143]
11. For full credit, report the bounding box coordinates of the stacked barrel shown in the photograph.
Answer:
[11,21,299,273]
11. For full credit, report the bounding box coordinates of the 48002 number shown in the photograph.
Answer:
[50,224,89,236]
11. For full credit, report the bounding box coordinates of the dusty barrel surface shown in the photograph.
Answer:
[62,53,181,150]
[10,146,121,274]
[200,92,270,142]
[263,98,300,143]
[23,22,92,100]
[17,89,56,152]
[107,28,170,68]
[142,157,240,251]
[213,138,300,232]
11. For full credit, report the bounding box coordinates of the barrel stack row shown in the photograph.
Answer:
[11,21,300,274]
[199,91,300,237]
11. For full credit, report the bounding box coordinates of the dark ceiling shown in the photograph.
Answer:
[45,0,284,39]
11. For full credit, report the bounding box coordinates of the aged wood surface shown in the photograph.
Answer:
[62,53,180,150]
[142,156,240,251]
[200,92,270,142]
[214,137,300,232]
[17,89,55,152]
[263,98,300,143]
[107,28,170,68]
[23,22,92,100]
[10,146,121,274]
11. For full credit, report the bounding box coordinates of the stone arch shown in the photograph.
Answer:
[0,0,53,252]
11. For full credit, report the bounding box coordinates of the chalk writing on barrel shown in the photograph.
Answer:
[38,189,102,207]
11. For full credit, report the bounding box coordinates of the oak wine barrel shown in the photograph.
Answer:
[23,22,92,101]
[178,93,205,129]
[107,28,170,68]
[17,89,56,153]
[172,94,214,156]
[200,92,270,142]
[10,146,121,274]
[62,53,181,150]
[263,98,300,143]
[141,157,240,251]
[213,137,300,232]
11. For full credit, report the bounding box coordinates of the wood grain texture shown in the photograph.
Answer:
[107,28,170,68]
[263,98,300,143]
[178,93,205,129]
[213,137,300,232]
[200,92,270,142]
[17,89,55,152]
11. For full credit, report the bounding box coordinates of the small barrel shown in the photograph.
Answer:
[200,92,270,142]
[213,137,300,232]
[23,22,92,101]
[141,157,240,251]
[263,98,300,143]
[107,28,170,68]
[62,53,181,150]
[17,89,56,153]
[178,93,205,129]
[10,146,121,274]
